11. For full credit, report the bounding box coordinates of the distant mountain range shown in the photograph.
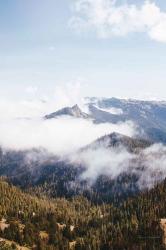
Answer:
[87,97,166,143]
[45,97,166,143]
[9,97,164,202]
[1,98,166,248]
[2,96,166,201]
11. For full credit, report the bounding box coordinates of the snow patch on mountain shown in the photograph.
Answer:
[94,105,123,115]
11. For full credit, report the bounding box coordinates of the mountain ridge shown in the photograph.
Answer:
[44,97,166,143]
[44,104,90,119]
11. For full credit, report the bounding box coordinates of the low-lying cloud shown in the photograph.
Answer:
[0,82,137,155]
[71,145,134,183]
[0,116,135,155]
[70,141,166,189]
[1,86,166,190]
[137,143,166,188]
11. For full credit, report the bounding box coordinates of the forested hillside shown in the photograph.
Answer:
[0,133,166,249]
[0,133,155,204]
[0,178,166,249]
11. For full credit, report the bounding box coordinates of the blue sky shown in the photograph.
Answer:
[0,0,166,100]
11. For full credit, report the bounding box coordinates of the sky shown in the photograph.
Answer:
[0,0,166,101]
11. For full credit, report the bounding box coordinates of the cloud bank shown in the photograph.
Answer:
[0,82,136,155]
[70,0,166,42]
[71,144,134,182]
[1,84,165,190]
[0,116,135,155]
[70,141,166,189]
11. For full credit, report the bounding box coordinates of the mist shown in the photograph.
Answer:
[70,142,166,189]
[70,145,135,183]
[137,144,166,189]
[0,82,137,154]
[0,116,136,155]
[1,85,166,190]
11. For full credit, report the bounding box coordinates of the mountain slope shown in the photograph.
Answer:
[44,98,166,143]
[85,132,151,153]
[0,133,156,204]
[87,97,166,143]
[0,177,166,249]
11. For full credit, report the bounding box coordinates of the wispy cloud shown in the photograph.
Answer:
[70,141,166,189]
[69,0,166,43]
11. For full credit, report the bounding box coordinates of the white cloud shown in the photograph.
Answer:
[71,145,134,183]
[69,141,166,189]
[53,81,85,110]
[0,117,135,155]
[0,82,86,121]
[0,82,136,155]
[70,0,166,42]
[25,86,38,95]
[138,143,166,188]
